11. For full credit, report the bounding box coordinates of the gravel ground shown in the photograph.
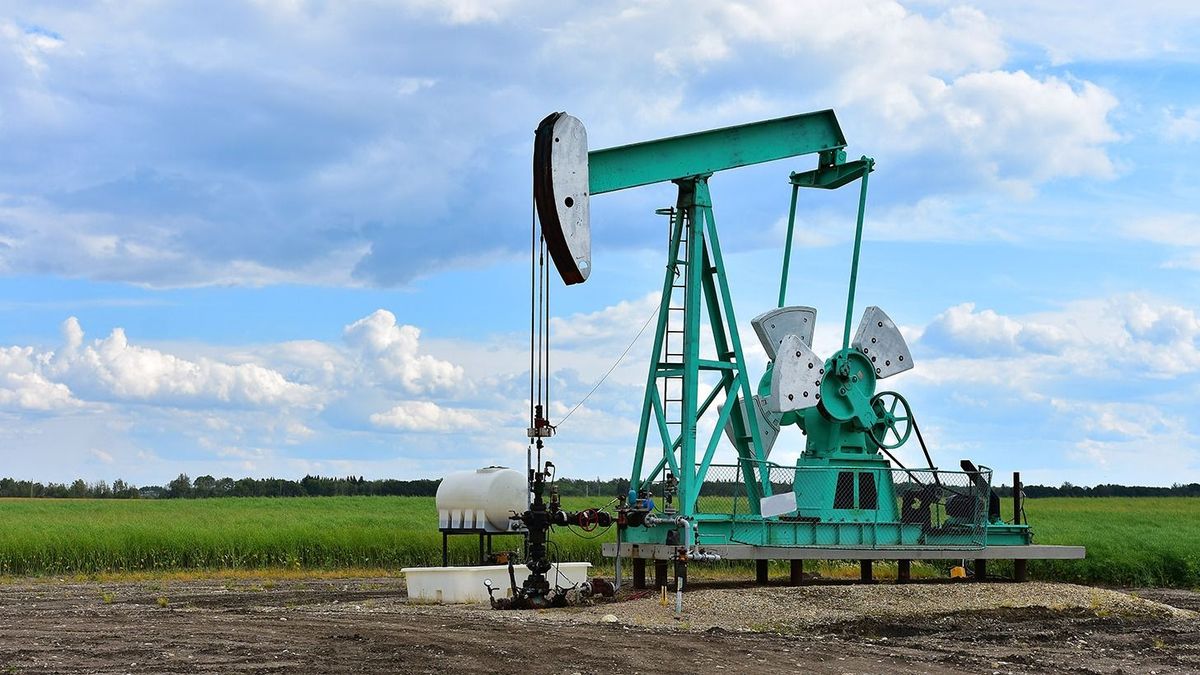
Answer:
[402,580,1192,633]
[0,577,1197,673]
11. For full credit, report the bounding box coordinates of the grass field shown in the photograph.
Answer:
[1016,497,1200,588]
[0,496,1195,587]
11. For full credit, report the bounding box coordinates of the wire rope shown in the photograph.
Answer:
[557,305,659,428]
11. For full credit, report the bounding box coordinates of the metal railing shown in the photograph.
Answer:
[657,462,993,549]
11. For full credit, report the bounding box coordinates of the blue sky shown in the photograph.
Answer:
[1,1,1199,487]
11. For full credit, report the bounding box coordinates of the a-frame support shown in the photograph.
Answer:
[629,176,770,516]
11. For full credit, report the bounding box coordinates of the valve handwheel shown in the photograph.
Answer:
[868,391,913,450]
[577,509,598,532]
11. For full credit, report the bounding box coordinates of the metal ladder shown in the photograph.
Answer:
[657,206,686,475]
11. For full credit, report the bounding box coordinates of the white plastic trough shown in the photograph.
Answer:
[402,562,592,604]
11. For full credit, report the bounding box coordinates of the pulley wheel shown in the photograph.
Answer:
[868,390,913,450]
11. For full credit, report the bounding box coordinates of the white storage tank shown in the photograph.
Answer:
[436,466,527,533]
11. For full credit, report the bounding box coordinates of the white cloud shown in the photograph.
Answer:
[1124,213,1200,248]
[929,71,1118,187]
[370,400,482,432]
[343,310,464,394]
[918,295,1200,378]
[403,0,523,24]
[396,77,436,96]
[49,318,317,408]
[1164,107,1200,143]
[0,346,78,411]
[1124,214,1200,271]
[549,293,659,348]
[957,0,1200,64]
[922,302,1046,356]
[555,1,1118,193]
[88,448,114,464]
[1051,400,1181,442]
[1,21,65,75]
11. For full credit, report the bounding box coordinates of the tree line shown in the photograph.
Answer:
[994,482,1200,498]
[0,474,1195,499]
[0,475,441,499]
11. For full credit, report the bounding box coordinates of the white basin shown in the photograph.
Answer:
[402,562,592,604]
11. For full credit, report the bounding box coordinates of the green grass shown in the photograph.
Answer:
[1016,497,1200,588]
[0,496,1195,587]
[0,496,608,576]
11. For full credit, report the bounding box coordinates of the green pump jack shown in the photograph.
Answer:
[529,109,1084,587]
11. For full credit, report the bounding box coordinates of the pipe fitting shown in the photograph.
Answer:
[643,515,720,562]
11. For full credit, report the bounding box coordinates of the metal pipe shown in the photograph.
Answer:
[648,511,720,612]
[777,183,800,307]
[614,525,622,591]
[1013,471,1023,525]
[842,159,873,350]
[644,515,722,562]
[675,564,683,617]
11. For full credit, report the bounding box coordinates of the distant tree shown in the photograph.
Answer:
[167,473,193,498]
[69,479,88,498]
[113,479,140,499]
[90,480,112,498]
[193,475,217,498]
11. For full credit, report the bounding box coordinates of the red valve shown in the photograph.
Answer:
[576,509,598,531]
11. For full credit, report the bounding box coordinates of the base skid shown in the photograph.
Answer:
[602,542,1085,561]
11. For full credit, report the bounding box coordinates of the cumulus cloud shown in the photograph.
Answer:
[370,400,482,432]
[343,310,464,394]
[0,346,77,411]
[922,303,1053,357]
[928,71,1118,188]
[0,317,317,411]
[553,1,1119,194]
[919,296,1200,378]
[0,308,489,481]
[48,318,317,408]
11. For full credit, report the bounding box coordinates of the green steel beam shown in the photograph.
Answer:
[842,158,874,350]
[588,110,848,195]
[790,157,873,190]
[649,387,680,478]
[681,181,705,515]
[777,184,800,307]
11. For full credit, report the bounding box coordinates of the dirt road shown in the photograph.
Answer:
[0,577,1195,673]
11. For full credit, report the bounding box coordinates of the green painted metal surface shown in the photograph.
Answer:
[588,110,846,195]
